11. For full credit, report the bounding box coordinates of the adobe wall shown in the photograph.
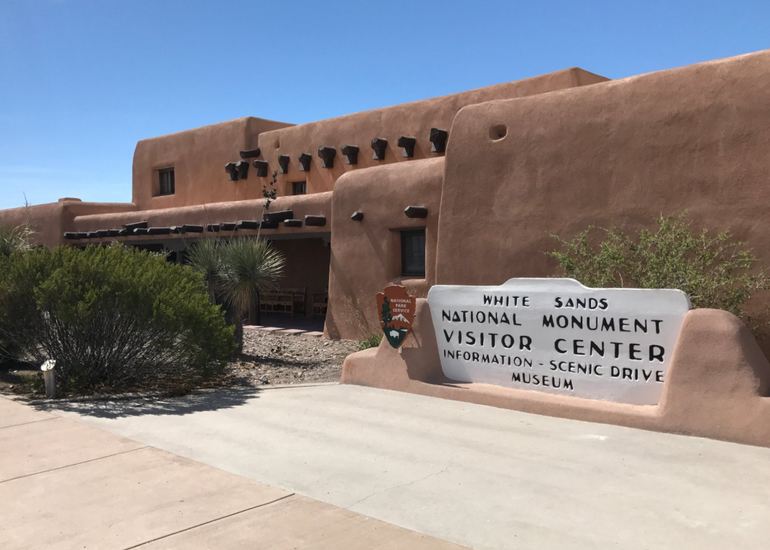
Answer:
[132,117,291,211]
[0,202,65,247]
[436,50,770,290]
[0,199,137,248]
[257,68,607,196]
[326,158,443,339]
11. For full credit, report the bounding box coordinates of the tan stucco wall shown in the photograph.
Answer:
[257,68,607,196]
[132,117,291,211]
[326,158,443,339]
[0,199,137,248]
[436,50,770,289]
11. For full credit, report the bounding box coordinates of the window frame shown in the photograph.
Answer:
[291,181,307,195]
[400,228,426,277]
[157,167,175,196]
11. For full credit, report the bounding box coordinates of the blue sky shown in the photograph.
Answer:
[0,0,768,209]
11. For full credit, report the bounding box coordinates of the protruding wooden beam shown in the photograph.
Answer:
[220,222,238,231]
[147,227,172,235]
[239,148,261,159]
[181,224,204,233]
[304,215,327,227]
[298,153,312,172]
[429,128,449,153]
[371,138,388,160]
[350,211,364,221]
[225,162,239,181]
[263,209,294,223]
[236,220,260,230]
[341,144,359,165]
[397,136,416,158]
[236,160,249,179]
[124,221,148,231]
[253,160,269,177]
[283,219,303,227]
[278,154,290,174]
[404,205,428,218]
[317,146,336,168]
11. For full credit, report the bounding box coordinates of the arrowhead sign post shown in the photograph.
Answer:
[377,285,416,348]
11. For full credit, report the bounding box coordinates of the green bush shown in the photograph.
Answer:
[548,213,769,318]
[0,245,235,393]
[358,334,383,350]
[0,224,34,360]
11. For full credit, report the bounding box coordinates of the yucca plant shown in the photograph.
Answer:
[186,238,222,302]
[218,238,285,324]
[0,224,33,257]
[188,238,285,351]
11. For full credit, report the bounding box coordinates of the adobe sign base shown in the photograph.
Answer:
[341,299,770,448]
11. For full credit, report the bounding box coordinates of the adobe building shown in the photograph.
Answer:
[2,49,770,348]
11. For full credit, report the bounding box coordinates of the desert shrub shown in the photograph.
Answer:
[0,245,235,393]
[0,224,34,360]
[548,213,769,318]
[358,334,383,350]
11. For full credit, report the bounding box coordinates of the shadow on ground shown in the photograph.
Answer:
[28,386,261,419]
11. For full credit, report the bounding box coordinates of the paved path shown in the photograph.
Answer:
[43,384,770,549]
[0,395,463,549]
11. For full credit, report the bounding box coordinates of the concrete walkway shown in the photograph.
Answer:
[0,395,463,549]
[41,383,770,549]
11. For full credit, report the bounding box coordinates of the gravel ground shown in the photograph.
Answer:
[228,327,361,386]
[0,329,364,397]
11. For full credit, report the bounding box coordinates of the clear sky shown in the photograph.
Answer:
[1,0,768,210]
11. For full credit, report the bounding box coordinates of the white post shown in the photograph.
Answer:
[40,360,56,399]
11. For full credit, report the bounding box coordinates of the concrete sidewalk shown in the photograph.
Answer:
[0,395,463,549]
[44,383,770,550]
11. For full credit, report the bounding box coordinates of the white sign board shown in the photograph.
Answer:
[427,278,690,405]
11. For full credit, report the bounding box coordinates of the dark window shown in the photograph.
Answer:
[158,168,175,196]
[292,181,307,195]
[401,229,426,277]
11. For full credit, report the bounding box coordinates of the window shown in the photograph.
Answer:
[292,181,307,195]
[158,168,175,196]
[401,229,426,277]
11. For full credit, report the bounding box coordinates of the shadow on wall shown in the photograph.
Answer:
[30,386,260,419]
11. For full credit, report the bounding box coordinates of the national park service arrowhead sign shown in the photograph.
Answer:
[377,285,416,348]
[427,278,691,405]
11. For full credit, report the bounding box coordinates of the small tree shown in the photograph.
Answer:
[548,213,769,318]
